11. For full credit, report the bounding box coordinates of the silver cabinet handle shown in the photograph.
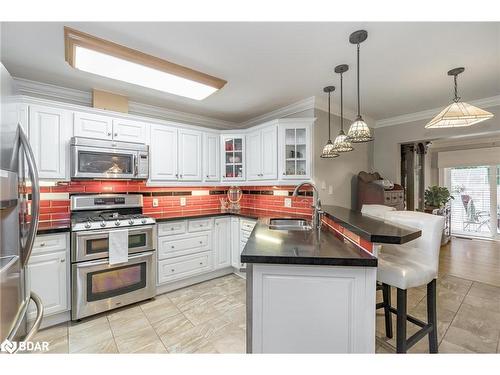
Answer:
[17,125,40,267]
[171,245,175,249]
[60,258,65,263]
[107,132,112,136]
[199,262,203,265]
[39,243,46,247]
[114,133,118,137]
[171,269,175,272]
[175,173,178,178]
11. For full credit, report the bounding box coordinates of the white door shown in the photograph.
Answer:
[74,112,113,139]
[112,118,146,143]
[149,124,178,181]
[261,125,278,180]
[214,217,231,269]
[26,251,68,319]
[178,129,202,181]
[247,129,262,180]
[230,217,240,269]
[204,133,220,181]
[29,105,71,179]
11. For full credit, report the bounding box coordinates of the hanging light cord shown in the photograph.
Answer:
[356,43,361,117]
[340,72,344,131]
[327,90,332,140]
[453,74,461,102]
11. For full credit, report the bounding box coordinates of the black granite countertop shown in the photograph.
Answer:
[322,205,421,244]
[37,220,71,235]
[154,208,306,222]
[241,219,377,267]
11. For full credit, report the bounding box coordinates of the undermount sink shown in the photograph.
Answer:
[268,218,313,231]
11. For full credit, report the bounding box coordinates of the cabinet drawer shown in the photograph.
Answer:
[158,251,213,284]
[188,218,213,233]
[240,230,251,242]
[158,232,212,260]
[158,220,187,236]
[240,219,256,232]
[33,233,68,255]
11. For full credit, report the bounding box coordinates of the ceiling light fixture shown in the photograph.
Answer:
[347,30,373,143]
[332,64,354,153]
[425,67,494,129]
[320,86,340,159]
[64,27,227,101]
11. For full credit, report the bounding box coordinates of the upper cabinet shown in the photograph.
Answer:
[29,105,72,180]
[149,124,178,181]
[221,134,245,181]
[178,129,202,181]
[278,121,312,180]
[203,132,220,182]
[74,111,145,144]
[247,124,277,180]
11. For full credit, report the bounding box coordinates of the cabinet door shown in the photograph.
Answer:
[178,129,202,181]
[112,118,146,143]
[203,133,220,181]
[214,217,231,269]
[221,135,245,181]
[246,130,262,180]
[261,125,278,180]
[149,125,178,180]
[74,112,113,139]
[29,105,71,179]
[230,217,240,269]
[279,123,312,179]
[26,250,68,319]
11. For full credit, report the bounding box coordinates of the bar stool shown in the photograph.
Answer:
[361,204,396,220]
[376,211,445,353]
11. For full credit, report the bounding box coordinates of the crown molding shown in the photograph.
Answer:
[13,77,238,130]
[375,95,500,129]
[238,96,316,128]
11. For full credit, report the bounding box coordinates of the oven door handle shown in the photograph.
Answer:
[75,251,155,268]
[74,225,154,238]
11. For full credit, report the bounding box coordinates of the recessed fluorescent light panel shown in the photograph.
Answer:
[65,27,226,100]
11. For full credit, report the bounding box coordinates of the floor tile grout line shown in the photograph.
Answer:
[139,300,172,353]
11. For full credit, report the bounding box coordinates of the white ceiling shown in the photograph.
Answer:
[1,22,499,124]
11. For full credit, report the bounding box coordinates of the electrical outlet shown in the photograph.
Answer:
[328,185,333,195]
[180,197,187,206]
[321,181,326,190]
[284,198,292,208]
[152,198,159,207]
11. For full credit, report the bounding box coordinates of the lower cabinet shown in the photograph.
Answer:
[26,233,70,320]
[158,252,213,284]
[231,217,241,269]
[214,217,231,269]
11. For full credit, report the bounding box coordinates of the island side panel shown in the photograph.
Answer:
[251,263,376,353]
[246,263,253,353]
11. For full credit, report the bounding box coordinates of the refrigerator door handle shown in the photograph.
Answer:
[18,124,40,266]
[6,291,44,353]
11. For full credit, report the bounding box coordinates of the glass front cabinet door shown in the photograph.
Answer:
[278,121,312,179]
[221,134,245,181]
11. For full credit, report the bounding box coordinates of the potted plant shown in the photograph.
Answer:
[424,185,454,212]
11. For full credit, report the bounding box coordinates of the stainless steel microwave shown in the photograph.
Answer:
[70,137,149,180]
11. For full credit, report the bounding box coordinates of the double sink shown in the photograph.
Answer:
[268,218,313,232]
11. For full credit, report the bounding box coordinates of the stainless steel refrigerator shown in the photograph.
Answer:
[0,63,43,352]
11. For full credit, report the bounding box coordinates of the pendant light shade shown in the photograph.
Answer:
[332,64,354,153]
[347,30,373,143]
[425,67,494,129]
[320,86,339,159]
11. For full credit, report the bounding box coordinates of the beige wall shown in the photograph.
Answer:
[373,105,500,186]
[312,108,373,208]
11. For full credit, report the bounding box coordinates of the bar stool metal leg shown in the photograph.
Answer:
[396,288,407,353]
[427,279,438,353]
[382,283,393,338]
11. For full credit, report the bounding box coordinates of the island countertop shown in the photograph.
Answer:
[322,205,421,244]
[240,218,377,267]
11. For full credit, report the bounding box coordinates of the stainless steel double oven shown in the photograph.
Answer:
[70,194,156,320]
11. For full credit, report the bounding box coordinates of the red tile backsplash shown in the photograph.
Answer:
[37,182,312,222]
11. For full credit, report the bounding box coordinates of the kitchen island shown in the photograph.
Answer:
[241,206,421,354]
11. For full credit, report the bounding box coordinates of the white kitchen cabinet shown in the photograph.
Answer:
[74,111,113,139]
[221,134,245,181]
[149,124,178,181]
[214,217,231,269]
[203,132,220,181]
[27,233,69,320]
[247,125,277,180]
[112,118,146,143]
[278,121,312,180]
[29,105,72,179]
[230,217,241,269]
[178,129,202,181]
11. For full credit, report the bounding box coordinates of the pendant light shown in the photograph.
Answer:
[347,30,373,143]
[320,86,339,158]
[425,67,494,128]
[332,64,354,153]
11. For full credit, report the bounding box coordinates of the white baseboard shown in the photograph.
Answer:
[34,310,71,330]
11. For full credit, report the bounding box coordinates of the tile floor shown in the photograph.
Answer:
[30,238,500,354]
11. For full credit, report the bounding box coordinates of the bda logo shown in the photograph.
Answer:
[1,339,17,354]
